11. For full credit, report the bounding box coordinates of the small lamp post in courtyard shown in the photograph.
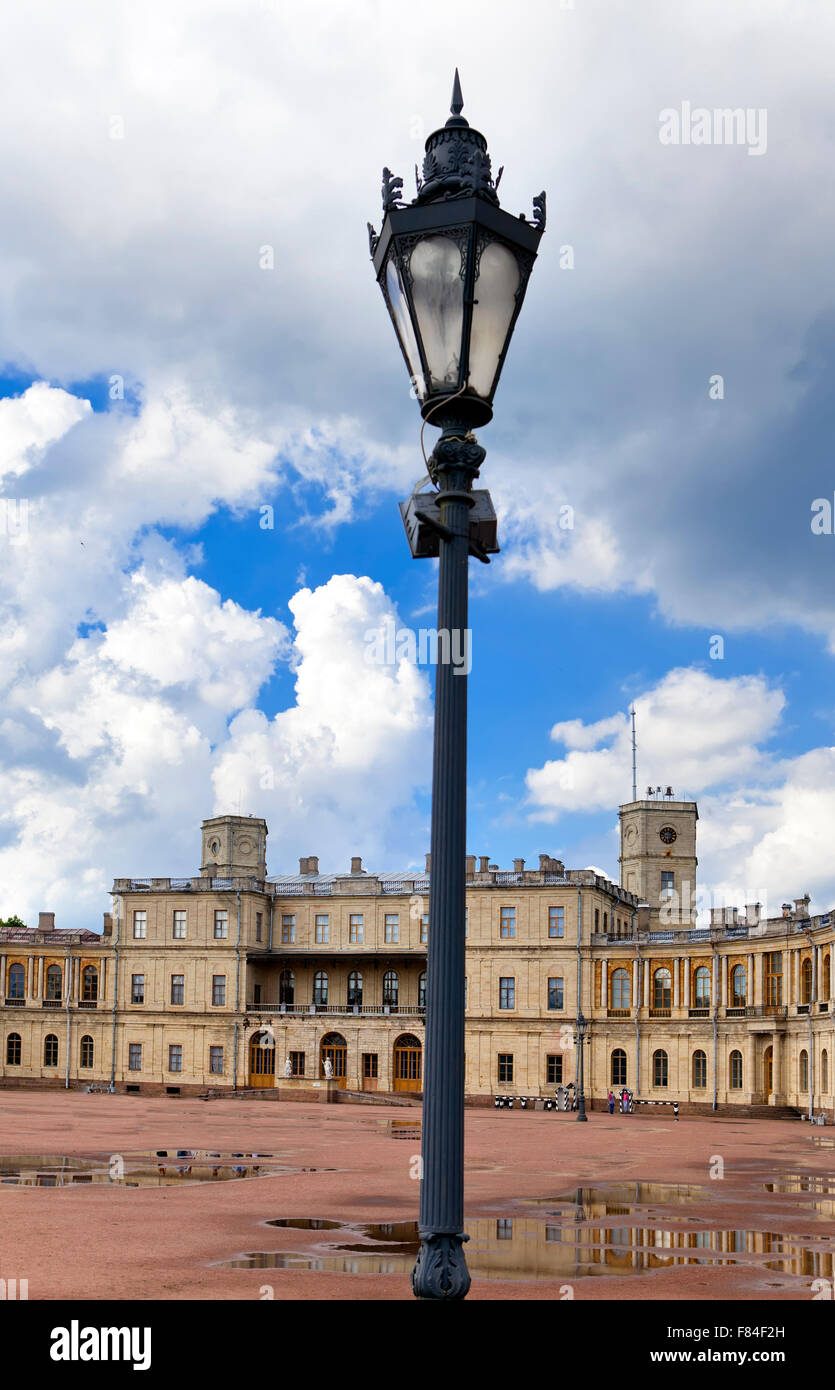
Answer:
[369,71,545,1300]
[576,1010,589,1121]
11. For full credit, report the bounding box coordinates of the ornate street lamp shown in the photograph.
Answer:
[576,1011,589,1121]
[369,71,545,1301]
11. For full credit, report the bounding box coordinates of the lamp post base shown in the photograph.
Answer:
[411,1232,471,1301]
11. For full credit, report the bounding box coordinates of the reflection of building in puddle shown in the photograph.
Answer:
[763,1173,835,1219]
[0,1153,295,1187]
[221,1215,835,1281]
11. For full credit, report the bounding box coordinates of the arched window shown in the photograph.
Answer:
[46,964,62,1000]
[692,1049,707,1088]
[383,971,399,1008]
[653,969,671,1010]
[418,971,427,1010]
[279,969,295,1005]
[799,1049,809,1092]
[6,1033,21,1065]
[44,1034,59,1067]
[82,965,98,1002]
[801,958,813,1004]
[653,1049,668,1087]
[347,971,363,1007]
[693,966,710,1008]
[7,963,25,999]
[611,1049,627,1086]
[611,968,631,1010]
[821,1049,829,1093]
[320,1032,347,1079]
[80,1035,94,1069]
[731,964,746,1007]
[313,971,328,1007]
[823,953,831,1002]
[729,1050,743,1090]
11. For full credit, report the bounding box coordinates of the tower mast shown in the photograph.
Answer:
[631,705,637,802]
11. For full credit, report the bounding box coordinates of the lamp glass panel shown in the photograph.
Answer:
[385,256,426,400]
[408,235,464,391]
[469,239,521,399]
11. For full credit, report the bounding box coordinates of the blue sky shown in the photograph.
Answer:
[2,0,835,927]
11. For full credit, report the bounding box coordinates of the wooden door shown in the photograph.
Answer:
[393,1036,422,1093]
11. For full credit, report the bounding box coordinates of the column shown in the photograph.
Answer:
[673,958,680,1008]
[721,956,729,1007]
[27,956,34,997]
[683,957,691,1009]
[772,1032,782,1101]
[601,958,608,1011]
[748,953,754,1007]
[643,960,650,1008]
[0,954,5,997]
[632,959,638,1010]
[36,956,43,999]
[752,953,760,1008]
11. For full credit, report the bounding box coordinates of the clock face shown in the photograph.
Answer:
[659,826,677,845]
[625,826,637,844]
[210,839,220,856]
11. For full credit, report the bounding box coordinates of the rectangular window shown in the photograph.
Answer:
[548,906,565,938]
[289,1050,305,1077]
[168,1045,182,1073]
[594,908,600,931]
[498,1053,514,1084]
[362,1052,379,1079]
[213,910,228,940]
[315,913,329,944]
[420,913,429,944]
[548,976,564,1011]
[499,976,515,1010]
[255,912,262,943]
[172,910,187,939]
[349,914,363,944]
[170,975,184,1005]
[128,1043,142,1071]
[209,1046,224,1074]
[253,984,261,1005]
[384,913,399,944]
[133,910,146,940]
[660,871,675,899]
[765,952,783,1007]
[500,907,516,939]
[281,914,295,944]
[547,1054,563,1084]
[212,975,226,1007]
[131,974,145,1005]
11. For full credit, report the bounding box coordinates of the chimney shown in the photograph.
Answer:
[102,912,113,936]
[299,856,309,875]
[38,912,55,932]
[726,906,738,925]
[479,856,489,872]
[710,907,725,926]
[513,858,525,873]
[308,856,319,876]
[795,895,811,920]
[351,856,363,874]
[465,855,476,877]
[781,903,793,918]
[425,853,431,873]
[745,902,760,926]
[539,854,550,870]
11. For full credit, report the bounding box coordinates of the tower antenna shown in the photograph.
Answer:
[630,706,637,802]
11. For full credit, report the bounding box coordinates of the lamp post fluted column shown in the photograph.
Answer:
[411,424,484,1300]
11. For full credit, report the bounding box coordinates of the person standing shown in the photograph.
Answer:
[608,1089,615,1115]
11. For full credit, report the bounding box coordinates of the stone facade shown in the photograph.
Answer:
[1,804,833,1116]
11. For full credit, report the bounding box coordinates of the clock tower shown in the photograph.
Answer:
[619,791,698,926]
[201,814,268,880]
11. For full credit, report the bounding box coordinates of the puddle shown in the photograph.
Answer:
[219,1214,835,1280]
[765,1174,835,1195]
[810,1136,835,1148]
[522,1182,707,1212]
[0,1152,296,1187]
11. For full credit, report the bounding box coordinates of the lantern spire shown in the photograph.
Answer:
[450,68,464,118]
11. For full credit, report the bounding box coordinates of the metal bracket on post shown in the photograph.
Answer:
[400,489,499,562]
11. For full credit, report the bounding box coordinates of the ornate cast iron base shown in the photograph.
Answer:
[411,1232,471,1301]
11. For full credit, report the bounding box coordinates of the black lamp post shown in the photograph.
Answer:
[369,71,544,1300]
[576,1011,589,1121]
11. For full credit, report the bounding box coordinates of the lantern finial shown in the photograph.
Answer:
[450,69,464,118]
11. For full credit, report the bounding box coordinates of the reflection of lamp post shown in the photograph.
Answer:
[576,1011,589,1121]
[369,71,545,1301]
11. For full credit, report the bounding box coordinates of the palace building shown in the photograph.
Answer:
[1,796,833,1116]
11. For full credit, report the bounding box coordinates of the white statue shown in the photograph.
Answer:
[283,1057,292,1078]
[323,1057,333,1079]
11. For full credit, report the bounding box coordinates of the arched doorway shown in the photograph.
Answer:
[320,1032,347,1088]
[249,1030,275,1088]
[393,1033,422,1093]
[763,1045,773,1097]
